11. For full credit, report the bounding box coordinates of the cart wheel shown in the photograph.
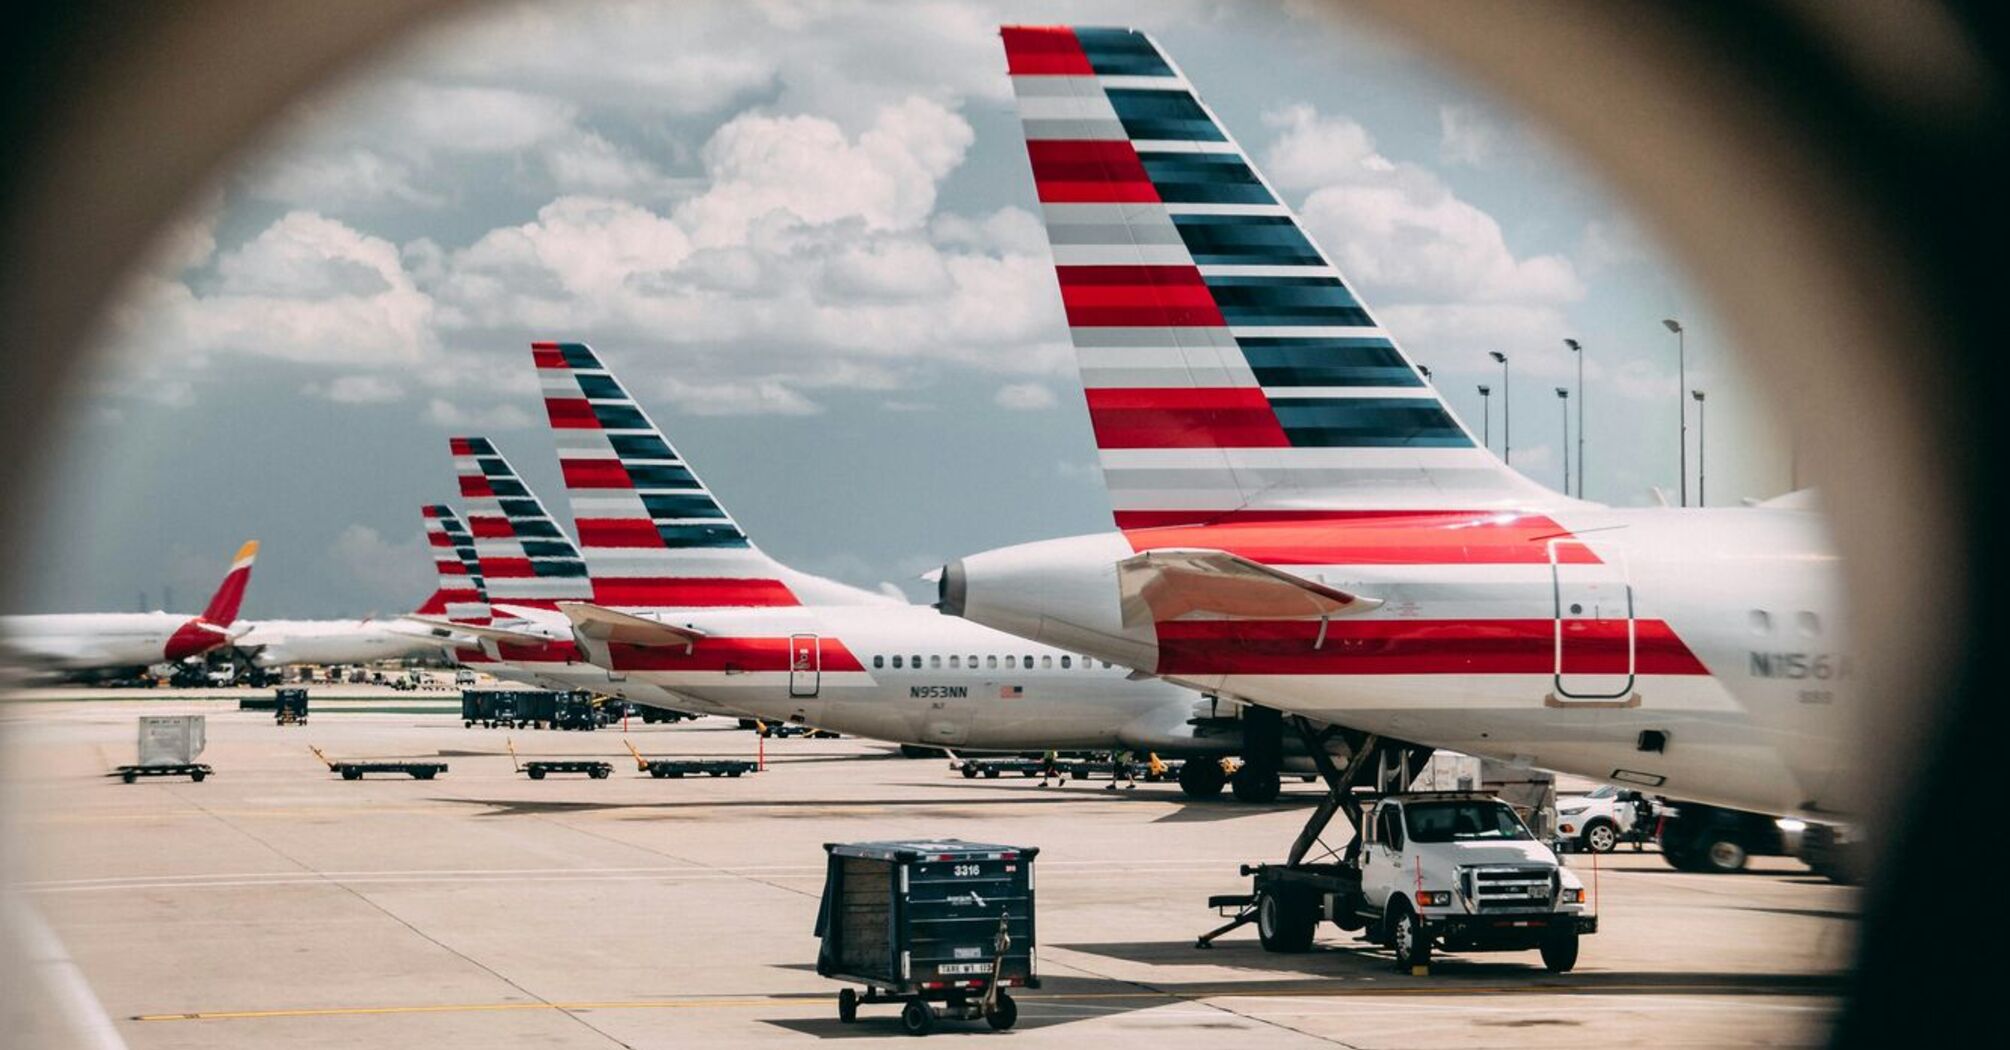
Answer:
[668,771,684,778]
[985,990,1018,1031]
[651,769,667,778]
[837,987,858,1024]
[984,768,1000,779]
[590,767,609,779]
[342,768,362,781]
[727,770,743,777]
[121,770,137,784]
[962,765,978,779]
[190,769,207,782]
[708,770,723,777]
[528,767,546,780]
[899,1000,933,1036]
[414,769,436,780]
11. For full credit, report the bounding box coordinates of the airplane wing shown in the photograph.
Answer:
[1116,549,1381,629]
[402,616,556,647]
[557,603,707,650]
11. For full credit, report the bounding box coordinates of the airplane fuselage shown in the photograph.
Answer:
[0,611,226,671]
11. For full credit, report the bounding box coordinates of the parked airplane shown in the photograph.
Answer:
[0,540,259,677]
[225,507,485,669]
[530,340,1338,794]
[936,26,1854,860]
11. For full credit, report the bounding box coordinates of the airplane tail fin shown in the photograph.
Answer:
[198,540,258,626]
[533,341,887,607]
[414,504,492,624]
[1000,26,1561,525]
[450,436,594,609]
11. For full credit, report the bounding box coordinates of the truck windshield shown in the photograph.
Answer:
[1404,801,1533,843]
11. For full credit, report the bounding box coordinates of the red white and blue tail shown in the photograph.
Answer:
[451,436,593,609]
[1002,26,1560,524]
[534,341,889,608]
[414,504,492,624]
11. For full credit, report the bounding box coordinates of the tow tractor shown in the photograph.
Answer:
[1199,721,1595,972]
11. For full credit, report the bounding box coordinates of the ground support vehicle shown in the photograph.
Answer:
[1196,723,1594,973]
[1657,802,1792,873]
[759,721,838,739]
[111,763,211,783]
[959,757,1045,779]
[622,741,754,779]
[506,738,610,779]
[273,688,308,725]
[634,705,698,724]
[309,745,445,781]
[113,715,211,782]
[815,839,1037,1035]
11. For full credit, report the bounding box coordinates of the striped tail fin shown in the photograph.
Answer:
[1001,25,1560,525]
[415,504,492,624]
[533,341,890,608]
[198,540,259,626]
[450,436,593,609]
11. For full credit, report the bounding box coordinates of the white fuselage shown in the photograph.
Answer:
[0,612,207,671]
[234,619,456,668]
[947,505,1853,818]
[583,603,1234,753]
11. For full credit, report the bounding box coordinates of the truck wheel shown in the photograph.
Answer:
[1178,757,1226,800]
[1257,888,1318,953]
[985,990,1017,1030]
[837,987,858,1024]
[899,1000,933,1035]
[1230,765,1280,804]
[1389,902,1432,970]
[1540,930,1580,973]
[1581,819,1619,854]
[1701,836,1749,873]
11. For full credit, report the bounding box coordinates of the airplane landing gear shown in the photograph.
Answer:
[1178,756,1226,799]
[1231,763,1281,803]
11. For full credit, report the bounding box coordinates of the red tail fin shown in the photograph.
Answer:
[199,540,259,626]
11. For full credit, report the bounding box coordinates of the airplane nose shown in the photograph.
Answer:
[935,559,966,617]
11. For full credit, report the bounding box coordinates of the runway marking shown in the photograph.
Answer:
[134,982,1840,1022]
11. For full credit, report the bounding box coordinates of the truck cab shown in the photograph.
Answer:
[1245,790,1595,972]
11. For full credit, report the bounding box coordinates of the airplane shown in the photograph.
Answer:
[0,540,260,678]
[223,507,487,670]
[527,340,1344,793]
[934,26,1854,862]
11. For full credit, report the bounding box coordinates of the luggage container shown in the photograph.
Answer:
[273,688,309,725]
[814,839,1037,1034]
[112,715,211,782]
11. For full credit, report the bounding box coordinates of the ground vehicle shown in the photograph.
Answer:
[454,668,477,687]
[1656,802,1793,873]
[1219,787,1593,972]
[1556,785,1656,853]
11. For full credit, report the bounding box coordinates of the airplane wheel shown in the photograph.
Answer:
[1231,764,1280,803]
[1178,757,1226,799]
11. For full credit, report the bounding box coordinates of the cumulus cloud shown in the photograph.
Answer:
[307,375,406,404]
[1437,104,1504,167]
[422,398,537,430]
[327,523,430,609]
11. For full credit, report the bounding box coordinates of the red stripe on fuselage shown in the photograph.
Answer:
[606,636,863,674]
[1085,387,1288,449]
[1153,619,1705,677]
[1025,140,1160,203]
[589,577,800,607]
[1121,511,1600,565]
[1001,26,1092,75]
[1054,265,1224,328]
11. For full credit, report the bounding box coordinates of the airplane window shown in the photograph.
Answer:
[1797,611,1822,637]
[1750,610,1773,634]
[1061,656,1072,669]
[986,655,997,669]
[949,655,960,669]
[1005,655,1016,669]
[1041,655,1052,669]
[930,655,941,669]
[968,654,978,667]
[1023,654,1033,667]
[911,654,921,667]
[891,655,902,669]
[873,655,884,669]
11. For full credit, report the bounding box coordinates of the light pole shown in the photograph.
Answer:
[1692,389,1707,507]
[1662,318,1687,506]
[1556,387,1570,494]
[1489,350,1510,464]
[1477,384,1492,449]
[1563,338,1584,497]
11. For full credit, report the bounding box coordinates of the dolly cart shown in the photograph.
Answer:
[815,839,1038,1035]
[310,745,447,780]
[623,740,754,779]
[111,714,212,783]
[508,738,611,779]
[274,688,309,725]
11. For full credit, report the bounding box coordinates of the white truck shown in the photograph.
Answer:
[1223,791,1596,972]
[1556,784,1655,853]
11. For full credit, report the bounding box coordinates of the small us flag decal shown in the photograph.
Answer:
[1000,685,1023,698]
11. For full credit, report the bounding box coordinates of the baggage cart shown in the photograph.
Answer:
[112,715,212,782]
[815,839,1038,1034]
[507,738,611,779]
[310,745,446,780]
[622,741,754,779]
[274,688,309,725]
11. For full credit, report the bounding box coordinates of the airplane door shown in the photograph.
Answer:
[1549,538,1637,701]
[788,634,821,698]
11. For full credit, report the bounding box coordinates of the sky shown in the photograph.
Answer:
[12,0,1792,617]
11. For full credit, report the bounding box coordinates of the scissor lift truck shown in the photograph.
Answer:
[816,839,1037,1035]
[507,738,612,779]
[310,745,446,781]
[622,741,755,779]
[1198,722,1594,972]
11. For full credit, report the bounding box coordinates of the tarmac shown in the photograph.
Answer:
[2,695,1855,1048]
